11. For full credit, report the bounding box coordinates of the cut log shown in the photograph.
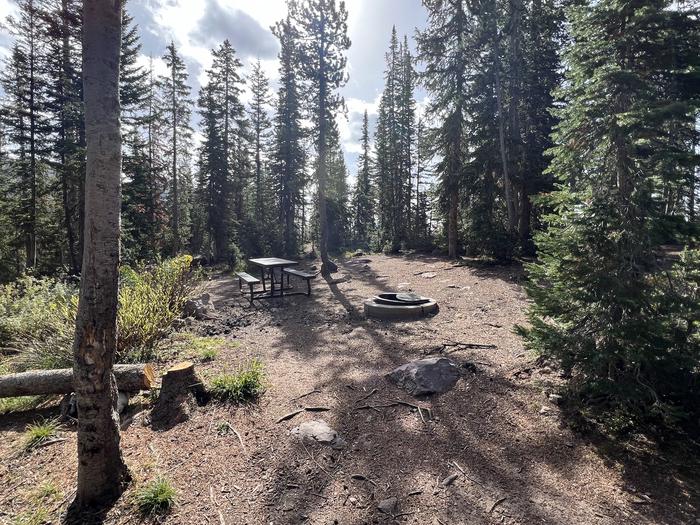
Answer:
[0,364,155,398]
[151,361,208,430]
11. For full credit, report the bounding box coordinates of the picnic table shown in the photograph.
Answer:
[248,257,299,297]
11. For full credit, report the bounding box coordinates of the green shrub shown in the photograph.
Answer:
[118,255,198,362]
[0,396,45,415]
[0,255,199,371]
[209,360,265,403]
[135,476,176,516]
[23,419,59,452]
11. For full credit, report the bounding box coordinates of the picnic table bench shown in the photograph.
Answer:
[235,272,261,305]
[282,268,317,296]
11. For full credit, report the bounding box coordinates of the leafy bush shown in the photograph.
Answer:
[118,255,198,362]
[0,255,198,372]
[209,360,265,403]
[0,276,77,369]
[134,476,176,516]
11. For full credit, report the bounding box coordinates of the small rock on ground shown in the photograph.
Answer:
[291,420,346,450]
[377,497,397,514]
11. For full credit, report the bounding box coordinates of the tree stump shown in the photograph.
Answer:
[151,362,208,430]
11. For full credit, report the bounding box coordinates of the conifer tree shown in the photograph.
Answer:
[272,12,306,258]
[41,0,83,273]
[247,59,275,252]
[197,40,247,262]
[159,42,193,255]
[351,110,374,248]
[1,0,50,270]
[416,0,470,258]
[290,0,350,276]
[519,0,700,424]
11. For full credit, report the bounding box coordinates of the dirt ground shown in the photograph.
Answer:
[1,254,699,525]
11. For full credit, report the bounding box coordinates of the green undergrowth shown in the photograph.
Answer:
[22,419,60,452]
[134,476,176,516]
[0,255,199,376]
[166,332,235,362]
[0,395,46,415]
[209,359,265,403]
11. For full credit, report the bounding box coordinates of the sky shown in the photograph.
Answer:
[0,0,430,180]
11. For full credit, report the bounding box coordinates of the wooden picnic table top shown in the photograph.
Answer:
[248,257,299,268]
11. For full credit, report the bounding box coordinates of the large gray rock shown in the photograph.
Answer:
[387,357,461,396]
[182,294,216,320]
[291,420,345,450]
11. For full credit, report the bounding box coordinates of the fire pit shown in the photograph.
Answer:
[364,292,438,320]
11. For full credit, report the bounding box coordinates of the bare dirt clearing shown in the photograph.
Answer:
[1,254,698,524]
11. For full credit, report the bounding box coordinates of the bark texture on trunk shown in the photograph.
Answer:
[70,0,129,514]
[0,364,154,398]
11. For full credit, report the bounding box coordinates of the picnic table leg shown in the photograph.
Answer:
[260,266,266,292]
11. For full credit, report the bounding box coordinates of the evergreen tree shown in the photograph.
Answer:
[0,0,51,270]
[272,13,306,258]
[247,59,275,253]
[519,0,700,425]
[197,40,247,262]
[351,110,374,247]
[416,0,470,258]
[41,0,83,273]
[290,0,350,276]
[159,42,193,255]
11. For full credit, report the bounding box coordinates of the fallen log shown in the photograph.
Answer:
[0,364,155,398]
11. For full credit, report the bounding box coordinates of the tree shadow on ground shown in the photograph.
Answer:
[251,257,699,524]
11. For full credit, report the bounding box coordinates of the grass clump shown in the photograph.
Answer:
[209,359,265,403]
[31,480,60,502]
[23,419,59,452]
[134,476,176,516]
[11,507,50,525]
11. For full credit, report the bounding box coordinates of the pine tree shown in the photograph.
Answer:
[416,1,470,258]
[272,13,306,258]
[159,42,193,255]
[0,0,51,270]
[519,0,700,425]
[41,0,83,273]
[375,27,404,252]
[290,0,350,276]
[351,110,374,247]
[197,40,247,262]
[247,59,275,253]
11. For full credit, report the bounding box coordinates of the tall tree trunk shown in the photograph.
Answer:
[494,34,517,234]
[171,59,180,255]
[27,2,37,269]
[317,15,336,277]
[447,190,458,258]
[69,0,129,514]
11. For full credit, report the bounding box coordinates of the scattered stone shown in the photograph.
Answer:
[421,272,437,279]
[441,474,459,487]
[397,282,411,290]
[539,406,553,416]
[447,284,461,289]
[377,497,397,514]
[548,393,563,404]
[291,420,345,449]
[352,251,364,257]
[183,294,217,320]
[387,357,461,396]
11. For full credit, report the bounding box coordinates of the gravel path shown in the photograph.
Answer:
[0,254,697,524]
